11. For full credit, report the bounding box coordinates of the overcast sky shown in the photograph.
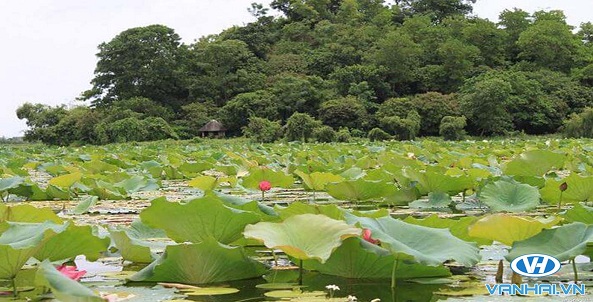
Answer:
[1,1,592,138]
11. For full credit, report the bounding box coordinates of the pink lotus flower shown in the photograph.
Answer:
[362,229,380,245]
[259,180,272,191]
[56,265,87,281]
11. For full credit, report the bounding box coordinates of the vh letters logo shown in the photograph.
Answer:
[510,254,561,277]
[486,254,586,296]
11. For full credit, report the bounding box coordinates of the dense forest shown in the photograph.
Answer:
[16,0,593,145]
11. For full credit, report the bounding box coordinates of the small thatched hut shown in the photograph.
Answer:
[198,120,226,138]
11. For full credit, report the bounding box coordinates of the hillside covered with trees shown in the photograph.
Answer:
[16,0,593,145]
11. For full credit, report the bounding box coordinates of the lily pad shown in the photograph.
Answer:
[140,196,260,244]
[242,167,295,189]
[244,214,361,263]
[303,237,451,279]
[326,179,395,202]
[504,150,565,177]
[294,171,344,191]
[468,214,560,246]
[479,180,540,212]
[129,239,267,284]
[507,222,593,262]
[345,214,480,266]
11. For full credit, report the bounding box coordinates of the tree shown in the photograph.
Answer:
[380,110,421,140]
[318,96,367,130]
[84,25,189,109]
[172,101,219,139]
[369,29,422,94]
[412,92,460,135]
[187,39,265,106]
[460,75,513,136]
[268,74,332,119]
[219,90,279,135]
[498,9,532,61]
[517,18,578,72]
[439,116,466,140]
[313,125,337,142]
[284,112,322,142]
[400,0,476,23]
[243,117,283,143]
[16,103,68,143]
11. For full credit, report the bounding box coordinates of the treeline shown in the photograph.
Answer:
[17,0,593,145]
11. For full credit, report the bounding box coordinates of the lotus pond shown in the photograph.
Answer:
[2,138,593,301]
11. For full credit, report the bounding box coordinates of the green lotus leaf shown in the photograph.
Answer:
[178,162,214,175]
[404,170,472,195]
[48,172,82,188]
[36,260,104,302]
[46,185,72,200]
[504,150,565,177]
[129,239,266,284]
[35,224,110,261]
[73,196,99,215]
[403,215,490,246]
[243,214,361,263]
[275,202,344,220]
[294,170,344,191]
[303,237,451,279]
[0,221,67,250]
[8,181,49,201]
[242,167,295,189]
[188,175,218,191]
[345,215,480,266]
[507,222,593,262]
[468,214,560,246]
[0,221,65,279]
[562,203,593,224]
[562,174,593,203]
[115,176,159,193]
[539,178,567,204]
[0,203,62,223]
[326,179,395,202]
[140,196,260,244]
[409,192,453,209]
[479,180,540,212]
[109,229,155,263]
[0,176,25,192]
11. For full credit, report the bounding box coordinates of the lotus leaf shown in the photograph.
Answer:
[345,214,480,266]
[34,224,110,261]
[562,203,593,224]
[507,222,593,262]
[294,171,344,191]
[303,237,451,279]
[468,214,560,246]
[242,167,295,189]
[326,179,395,202]
[129,239,266,284]
[36,260,104,302]
[243,214,361,263]
[404,215,490,246]
[0,203,62,223]
[188,175,218,191]
[479,180,540,212]
[504,150,565,177]
[140,196,260,244]
[48,172,82,188]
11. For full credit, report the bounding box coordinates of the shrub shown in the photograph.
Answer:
[562,107,593,138]
[439,116,467,140]
[380,110,421,140]
[243,117,283,143]
[284,112,322,142]
[313,125,336,142]
[368,128,391,141]
[318,96,367,130]
[336,127,352,142]
[412,92,460,136]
